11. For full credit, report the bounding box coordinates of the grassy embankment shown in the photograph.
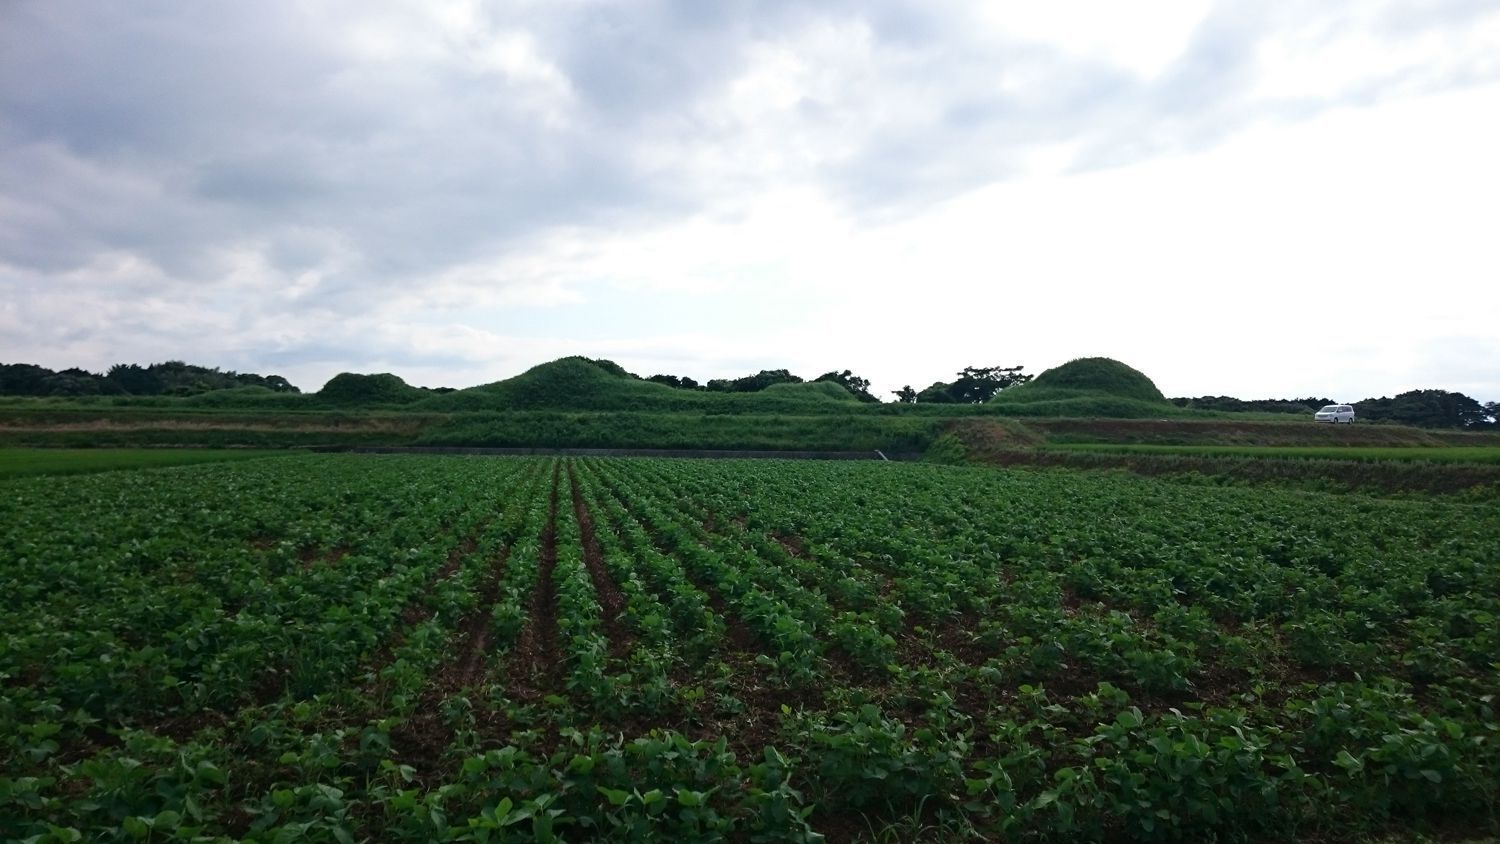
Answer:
[1053,443,1500,463]
[3,357,1495,467]
[926,359,1500,496]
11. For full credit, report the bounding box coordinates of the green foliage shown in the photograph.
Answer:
[1172,395,1333,414]
[1053,443,1500,464]
[812,370,878,403]
[707,368,805,393]
[645,373,701,390]
[423,358,886,415]
[1358,389,1490,429]
[916,381,956,403]
[0,448,292,478]
[922,433,968,464]
[3,455,1499,841]
[1,361,301,398]
[418,410,938,451]
[915,366,1032,404]
[761,381,859,403]
[987,392,1182,418]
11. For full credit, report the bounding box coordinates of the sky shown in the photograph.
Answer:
[2,1,1497,402]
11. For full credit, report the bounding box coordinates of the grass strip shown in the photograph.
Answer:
[0,448,296,478]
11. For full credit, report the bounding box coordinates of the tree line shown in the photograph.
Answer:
[1175,391,1498,429]
[0,361,300,397]
[645,364,1033,405]
[4,358,1494,430]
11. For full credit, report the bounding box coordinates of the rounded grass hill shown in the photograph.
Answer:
[318,372,427,404]
[417,357,860,412]
[989,357,1173,417]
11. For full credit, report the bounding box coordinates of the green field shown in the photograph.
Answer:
[1052,443,1500,463]
[0,447,293,478]
[3,454,1496,841]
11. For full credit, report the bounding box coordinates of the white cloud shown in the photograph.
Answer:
[975,0,1213,78]
[2,0,1498,401]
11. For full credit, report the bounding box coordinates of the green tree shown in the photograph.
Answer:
[719,369,804,392]
[107,363,166,395]
[0,363,54,395]
[892,385,917,403]
[916,381,956,403]
[814,370,878,402]
[1356,390,1488,428]
[915,365,1031,403]
[647,374,702,390]
[949,365,1030,403]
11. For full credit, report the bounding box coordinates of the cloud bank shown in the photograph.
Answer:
[2,0,1497,399]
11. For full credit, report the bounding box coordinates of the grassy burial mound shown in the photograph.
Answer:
[317,372,428,405]
[418,357,863,413]
[989,357,1174,417]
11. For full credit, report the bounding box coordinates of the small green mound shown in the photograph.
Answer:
[318,373,426,404]
[989,358,1170,417]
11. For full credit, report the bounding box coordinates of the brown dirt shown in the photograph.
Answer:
[364,519,490,687]
[773,533,807,558]
[506,463,562,703]
[443,545,510,690]
[567,464,635,662]
[388,533,515,782]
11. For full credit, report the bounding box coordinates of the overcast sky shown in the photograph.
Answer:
[2,1,1497,401]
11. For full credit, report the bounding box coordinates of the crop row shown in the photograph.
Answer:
[1,454,1496,841]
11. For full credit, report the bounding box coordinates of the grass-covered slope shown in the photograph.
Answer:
[418,357,664,411]
[990,357,1173,417]
[0,448,292,478]
[760,381,860,402]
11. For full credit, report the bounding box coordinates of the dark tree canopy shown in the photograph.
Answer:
[1479,401,1500,428]
[0,361,300,397]
[950,365,1031,403]
[892,385,917,403]
[646,374,702,390]
[916,381,957,403]
[1171,396,1334,414]
[706,369,805,393]
[1356,390,1489,428]
[813,370,877,402]
[915,365,1030,403]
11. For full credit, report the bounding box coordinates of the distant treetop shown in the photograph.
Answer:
[0,360,300,397]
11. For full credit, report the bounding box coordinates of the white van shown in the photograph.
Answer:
[1314,404,1356,424]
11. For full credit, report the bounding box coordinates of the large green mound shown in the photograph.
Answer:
[420,357,661,411]
[1027,357,1165,402]
[990,357,1171,417]
[420,357,868,412]
[319,372,426,404]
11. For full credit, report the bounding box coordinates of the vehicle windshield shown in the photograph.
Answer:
[1319,406,1340,413]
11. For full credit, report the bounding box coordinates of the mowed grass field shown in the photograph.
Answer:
[0,447,293,478]
[3,454,1497,841]
[1051,442,1500,463]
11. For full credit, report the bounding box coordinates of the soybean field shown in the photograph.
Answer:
[2,455,1497,841]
